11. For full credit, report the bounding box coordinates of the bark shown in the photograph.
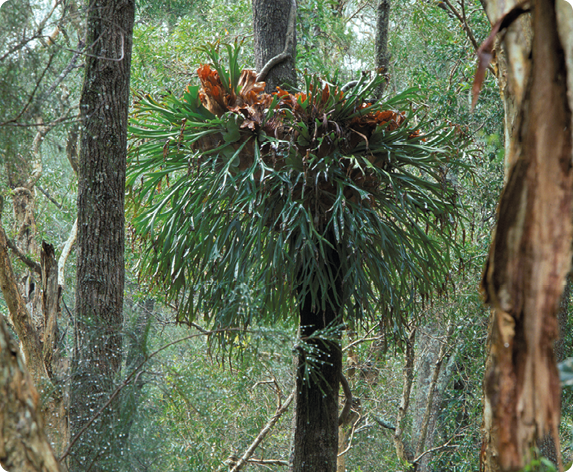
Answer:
[394,328,416,463]
[0,315,60,472]
[291,238,342,472]
[0,223,46,386]
[375,0,390,97]
[68,0,135,470]
[253,0,297,93]
[1,191,69,464]
[481,1,573,470]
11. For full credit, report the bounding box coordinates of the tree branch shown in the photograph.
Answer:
[339,372,353,425]
[59,327,244,463]
[57,219,77,287]
[415,320,454,458]
[441,0,480,51]
[229,390,295,472]
[0,224,46,385]
[5,237,42,275]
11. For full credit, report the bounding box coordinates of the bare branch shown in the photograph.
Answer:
[413,433,459,464]
[394,326,416,462]
[229,390,295,472]
[5,237,42,275]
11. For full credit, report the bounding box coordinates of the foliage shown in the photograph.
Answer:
[127,42,469,338]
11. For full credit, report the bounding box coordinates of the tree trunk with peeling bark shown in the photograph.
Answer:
[0,204,68,462]
[0,314,61,472]
[480,1,573,470]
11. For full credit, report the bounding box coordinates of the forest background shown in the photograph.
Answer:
[1,0,572,471]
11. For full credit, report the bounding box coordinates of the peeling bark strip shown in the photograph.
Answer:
[0,316,60,472]
[0,224,46,385]
[481,0,572,469]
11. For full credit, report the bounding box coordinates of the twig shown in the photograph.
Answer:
[230,391,295,472]
[256,0,296,82]
[0,54,55,127]
[246,458,289,466]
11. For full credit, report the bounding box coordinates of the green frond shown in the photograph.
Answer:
[127,42,471,338]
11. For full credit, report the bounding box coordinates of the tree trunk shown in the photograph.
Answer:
[291,240,342,472]
[0,314,60,472]
[375,0,390,97]
[69,0,134,470]
[253,0,297,92]
[481,1,573,470]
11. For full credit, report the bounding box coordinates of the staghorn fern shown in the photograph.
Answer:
[127,41,470,338]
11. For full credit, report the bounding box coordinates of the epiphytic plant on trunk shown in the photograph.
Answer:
[127,41,468,471]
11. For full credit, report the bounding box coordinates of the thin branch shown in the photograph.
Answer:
[6,237,42,275]
[37,185,62,209]
[0,108,79,129]
[413,434,459,464]
[246,458,288,466]
[337,411,362,457]
[345,0,371,23]
[373,416,396,431]
[0,54,55,127]
[256,0,296,82]
[342,325,378,352]
[441,0,480,51]
[415,320,455,458]
[394,326,416,462]
[40,40,85,103]
[59,327,243,463]
[229,390,295,472]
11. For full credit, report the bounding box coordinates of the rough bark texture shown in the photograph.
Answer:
[253,0,297,93]
[69,1,134,470]
[291,240,342,472]
[375,0,390,97]
[481,0,573,470]
[0,315,60,472]
[394,328,416,463]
